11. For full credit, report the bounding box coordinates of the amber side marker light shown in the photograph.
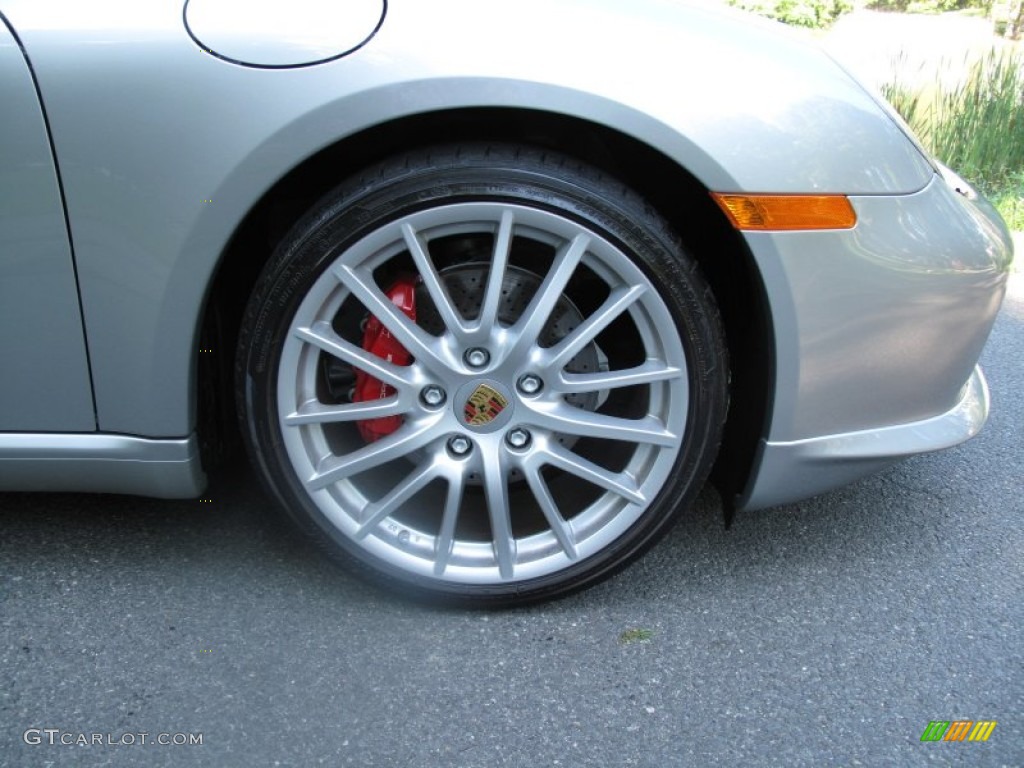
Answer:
[711,193,857,231]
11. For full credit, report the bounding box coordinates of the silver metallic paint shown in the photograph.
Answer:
[739,366,989,511]
[0,433,204,497]
[746,175,1010,444]
[184,0,386,68]
[0,16,94,431]
[0,0,1012,508]
[0,0,935,437]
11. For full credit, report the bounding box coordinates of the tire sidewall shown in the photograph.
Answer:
[238,146,728,604]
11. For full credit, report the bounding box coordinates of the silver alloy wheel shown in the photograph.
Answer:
[275,202,689,585]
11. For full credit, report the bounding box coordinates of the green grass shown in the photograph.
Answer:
[883,46,1024,231]
[618,628,655,644]
[991,173,1024,230]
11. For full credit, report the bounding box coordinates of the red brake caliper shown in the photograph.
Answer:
[353,276,418,443]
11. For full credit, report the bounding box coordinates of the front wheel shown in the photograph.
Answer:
[237,145,728,605]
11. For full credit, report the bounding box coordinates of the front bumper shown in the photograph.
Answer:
[737,173,1012,511]
[738,365,989,510]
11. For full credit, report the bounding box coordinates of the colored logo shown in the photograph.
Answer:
[464,384,508,426]
[920,720,997,742]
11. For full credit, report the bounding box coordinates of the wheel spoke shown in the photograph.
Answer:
[284,397,403,426]
[558,360,684,393]
[526,403,678,447]
[433,472,465,576]
[475,209,515,336]
[523,464,579,561]
[545,284,647,370]
[332,263,445,368]
[537,442,646,505]
[481,449,516,580]
[401,222,471,340]
[294,322,414,390]
[507,233,589,357]
[355,461,439,539]
[306,423,438,490]
[276,195,698,591]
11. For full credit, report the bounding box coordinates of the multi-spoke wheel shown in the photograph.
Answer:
[237,145,728,605]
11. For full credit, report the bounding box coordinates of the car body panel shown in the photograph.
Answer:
[736,174,1011,509]
[749,174,1011,444]
[184,0,387,68]
[0,16,94,432]
[739,365,990,511]
[0,433,204,497]
[0,0,1011,511]
[0,0,935,439]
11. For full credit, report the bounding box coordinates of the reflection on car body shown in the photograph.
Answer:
[0,0,1012,604]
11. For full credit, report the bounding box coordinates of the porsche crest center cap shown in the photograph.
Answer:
[464,384,508,426]
[456,381,515,433]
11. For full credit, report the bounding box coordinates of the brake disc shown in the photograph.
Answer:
[417,262,600,413]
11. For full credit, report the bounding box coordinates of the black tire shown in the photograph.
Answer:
[236,144,728,606]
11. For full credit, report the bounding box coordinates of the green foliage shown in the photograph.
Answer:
[1007,0,1024,39]
[867,0,993,13]
[728,0,853,28]
[882,48,1024,194]
[991,174,1024,230]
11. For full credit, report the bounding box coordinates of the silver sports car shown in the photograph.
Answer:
[0,0,1013,604]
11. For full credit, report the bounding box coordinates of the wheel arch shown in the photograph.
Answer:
[199,107,773,506]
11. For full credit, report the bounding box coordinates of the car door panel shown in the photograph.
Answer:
[0,16,94,432]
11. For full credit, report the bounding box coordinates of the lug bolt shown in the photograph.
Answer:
[448,436,473,457]
[506,428,531,449]
[421,386,447,407]
[464,348,490,369]
[517,374,543,395]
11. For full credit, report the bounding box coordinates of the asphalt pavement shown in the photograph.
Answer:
[2,272,1022,767]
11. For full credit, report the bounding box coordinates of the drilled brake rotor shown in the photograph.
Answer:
[417,262,600,412]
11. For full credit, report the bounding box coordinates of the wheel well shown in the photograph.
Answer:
[199,108,772,507]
